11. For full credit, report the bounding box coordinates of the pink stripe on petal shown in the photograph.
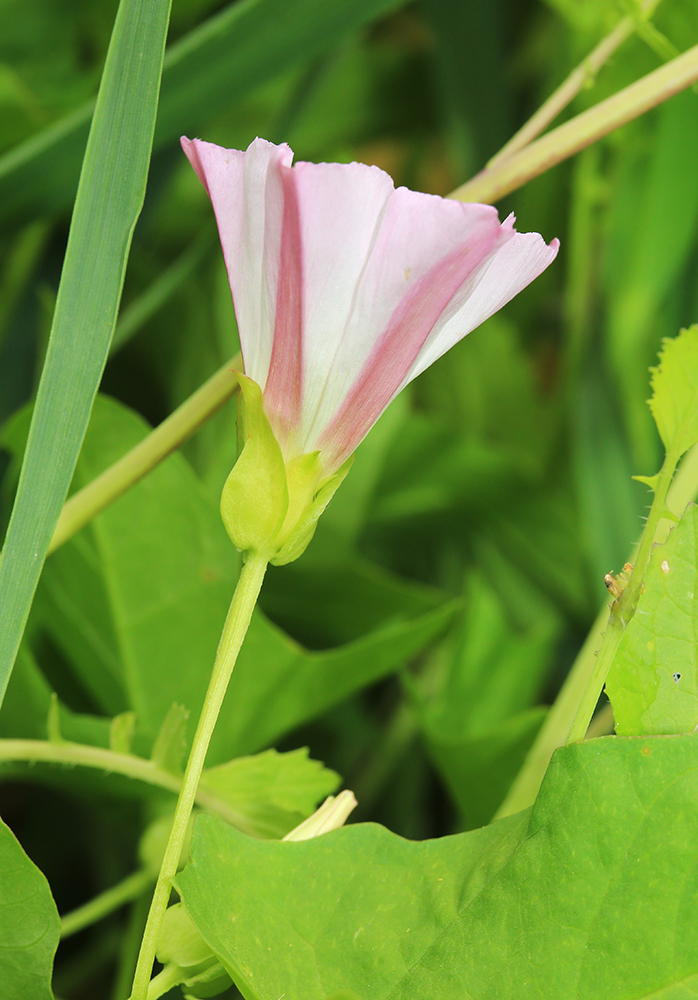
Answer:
[263,165,304,445]
[320,223,505,469]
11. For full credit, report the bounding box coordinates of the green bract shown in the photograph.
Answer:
[220,373,353,564]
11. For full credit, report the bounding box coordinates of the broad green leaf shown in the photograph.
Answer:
[199,748,340,839]
[0,0,406,228]
[606,502,698,736]
[0,818,60,1000]
[425,708,546,830]
[648,326,698,459]
[176,733,698,1000]
[419,574,556,736]
[414,574,555,827]
[29,395,454,761]
[0,0,172,704]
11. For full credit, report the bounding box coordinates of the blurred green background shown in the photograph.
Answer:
[1,0,697,996]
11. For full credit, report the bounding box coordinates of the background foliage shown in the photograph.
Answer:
[1,0,698,997]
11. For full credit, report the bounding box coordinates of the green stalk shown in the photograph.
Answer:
[48,355,241,554]
[497,442,695,819]
[61,870,153,939]
[128,552,268,1000]
[486,0,663,169]
[450,41,698,205]
[0,737,257,835]
[565,447,678,744]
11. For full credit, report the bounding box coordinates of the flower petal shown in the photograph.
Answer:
[183,137,559,476]
[293,177,505,456]
[180,136,292,396]
[319,216,558,468]
[406,218,560,382]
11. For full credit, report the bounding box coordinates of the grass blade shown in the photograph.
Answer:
[0,0,172,702]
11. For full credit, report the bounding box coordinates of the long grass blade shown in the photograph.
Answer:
[0,0,172,703]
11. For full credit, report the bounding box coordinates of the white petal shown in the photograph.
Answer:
[180,136,292,388]
[406,223,560,383]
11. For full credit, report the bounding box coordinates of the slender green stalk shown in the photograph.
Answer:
[450,41,698,204]
[497,442,697,819]
[487,0,663,169]
[61,870,153,939]
[0,737,256,834]
[129,552,268,1000]
[48,355,241,554]
[565,447,679,743]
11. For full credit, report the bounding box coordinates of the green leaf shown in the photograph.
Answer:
[648,326,698,459]
[0,0,406,228]
[413,574,555,827]
[199,747,340,839]
[424,707,546,830]
[0,0,172,704]
[176,734,698,999]
[0,818,60,1000]
[606,502,698,736]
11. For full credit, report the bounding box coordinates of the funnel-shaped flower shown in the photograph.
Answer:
[181,136,558,560]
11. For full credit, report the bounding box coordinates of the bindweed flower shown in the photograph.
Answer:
[181,136,559,563]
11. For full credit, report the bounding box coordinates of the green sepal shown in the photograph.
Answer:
[632,473,661,490]
[157,903,217,969]
[220,373,288,555]
[272,455,354,566]
[155,904,232,1000]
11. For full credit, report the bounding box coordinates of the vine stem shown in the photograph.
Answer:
[61,869,153,939]
[497,443,688,819]
[0,739,260,836]
[128,552,268,1000]
[450,41,698,205]
[486,0,664,170]
[565,447,679,744]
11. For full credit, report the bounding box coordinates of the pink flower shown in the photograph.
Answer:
[181,136,558,475]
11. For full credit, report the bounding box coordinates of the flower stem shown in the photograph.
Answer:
[450,41,698,205]
[48,354,241,555]
[61,869,153,939]
[128,552,268,1000]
